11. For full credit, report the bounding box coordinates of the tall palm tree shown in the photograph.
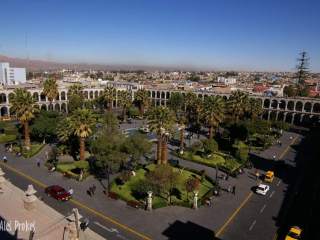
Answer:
[248,98,263,120]
[118,90,132,121]
[58,109,96,161]
[202,96,225,139]
[135,89,150,117]
[68,83,83,96]
[227,90,249,122]
[43,78,58,107]
[148,106,175,164]
[10,88,38,149]
[101,86,116,111]
[168,92,186,152]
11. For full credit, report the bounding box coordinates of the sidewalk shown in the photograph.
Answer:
[0,131,301,239]
[0,180,104,240]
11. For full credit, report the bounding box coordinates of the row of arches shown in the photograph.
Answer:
[263,99,320,113]
[262,110,320,125]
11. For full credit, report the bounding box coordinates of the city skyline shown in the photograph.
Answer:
[1,0,320,72]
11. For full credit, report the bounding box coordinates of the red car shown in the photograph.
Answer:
[45,185,71,201]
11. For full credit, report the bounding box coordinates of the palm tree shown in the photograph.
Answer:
[202,96,225,139]
[248,98,263,120]
[168,92,186,152]
[135,89,150,117]
[101,86,116,111]
[58,108,96,161]
[43,78,58,108]
[10,88,38,149]
[68,83,84,112]
[118,90,132,121]
[227,90,249,122]
[148,106,175,164]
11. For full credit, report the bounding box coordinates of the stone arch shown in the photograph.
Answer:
[279,100,286,110]
[61,91,66,101]
[152,91,155,98]
[41,104,47,111]
[304,102,312,112]
[156,91,160,98]
[99,90,103,96]
[55,104,60,111]
[61,103,67,113]
[263,99,270,108]
[285,113,293,123]
[0,106,8,116]
[287,101,295,111]
[312,103,320,113]
[295,101,303,112]
[33,92,39,102]
[223,95,228,101]
[40,93,46,101]
[262,111,269,120]
[156,99,160,106]
[161,92,165,99]
[293,114,302,125]
[89,91,93,99]
[83,91,88,99]
[48,104,54,111]
[94,91,99,98]
[271,99,278,109]
[278,112,285,121]
[270,111,277,121]
[0,93,7,104]
[166,92,170,99]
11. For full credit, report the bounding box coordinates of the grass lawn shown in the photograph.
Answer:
[110,164,214,208]
[13,143,45,158]
[179,151,241,173]
[56,160,90,180]
[0,134,16,143]
[0,121,18,143]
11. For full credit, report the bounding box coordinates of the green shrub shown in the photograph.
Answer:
[202,138,219,154]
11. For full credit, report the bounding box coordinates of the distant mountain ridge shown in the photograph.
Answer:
[0,55,196,72]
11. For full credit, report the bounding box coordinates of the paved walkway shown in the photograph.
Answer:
[0,131,300,239]
[0,179,104,240]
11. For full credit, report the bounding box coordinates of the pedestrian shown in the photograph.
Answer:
[232,186,236,195]
[92,184,96,195]
[3,156,7,163]
[36,158,40,167]
[68,188,74,196]
[272,155,276,160]
[255,171,260,180]
[227,185,231,193]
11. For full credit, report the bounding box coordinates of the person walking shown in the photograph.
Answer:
[3,156,7,163]
[68,188,74,196]
[36,158,41,167]
[255,171,260,181]
[227,185,231,193]
[232,186,236,195]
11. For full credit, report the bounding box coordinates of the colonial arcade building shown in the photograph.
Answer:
[1,81,320,125]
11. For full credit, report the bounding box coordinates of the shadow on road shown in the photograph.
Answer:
[163,220,221,240]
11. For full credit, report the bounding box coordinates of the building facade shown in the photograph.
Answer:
[0,81,320,125]
[0,62,26,85]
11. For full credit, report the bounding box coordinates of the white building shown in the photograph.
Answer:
[217,76,237,85]
[0,62,26,85]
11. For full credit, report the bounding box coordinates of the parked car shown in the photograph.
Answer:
[255,184,270,195]
[45,185,71,201]
[285,226,302,240]
[264,171,274,183]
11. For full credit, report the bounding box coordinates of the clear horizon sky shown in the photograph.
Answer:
[1,0,320,72]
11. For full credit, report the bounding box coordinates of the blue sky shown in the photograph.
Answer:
[1,0,320,71]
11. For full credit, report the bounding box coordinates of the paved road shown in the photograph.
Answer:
[219,133,302,240]
[0,130,301,240]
